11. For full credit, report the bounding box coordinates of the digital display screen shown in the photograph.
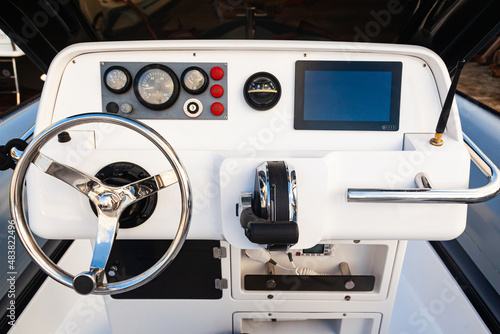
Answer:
[294,61,402,131]
[302,244,325,254]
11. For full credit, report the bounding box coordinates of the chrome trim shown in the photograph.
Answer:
[33,152,101,196]
[347,134,500,203]
[11,125,34,161]
[119,170,178,206]
[239,192,253,214]
[285,162,297,222]
[89,208,120,278]
[255,162,271,220]
[255,161,297,221]
[10,113,192,295]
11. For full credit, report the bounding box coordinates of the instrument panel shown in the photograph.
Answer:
[32,41,470,243]
[101,62,228,120]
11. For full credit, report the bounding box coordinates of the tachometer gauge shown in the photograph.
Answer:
[103,66,132,94]
[181,67,209,95]
[133,64,180,110]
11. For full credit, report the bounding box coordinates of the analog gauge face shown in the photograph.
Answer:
[133,64,180,110]
[181,67,208,95]
[244,72,281,110]
[139,70,174,104]
[103,66,131,94]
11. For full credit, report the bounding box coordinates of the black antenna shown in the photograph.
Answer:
[430,59,466,146]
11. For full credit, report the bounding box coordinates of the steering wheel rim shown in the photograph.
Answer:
[10,113,192,295]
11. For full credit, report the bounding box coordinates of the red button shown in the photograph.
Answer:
[210,66,224,80]
[211,102,224,116]
[210,85,224,98]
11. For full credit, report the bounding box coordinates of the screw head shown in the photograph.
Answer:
[108,265,118,277]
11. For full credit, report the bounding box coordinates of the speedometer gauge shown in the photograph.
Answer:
[104,66,131,94]
[133,64,180,110]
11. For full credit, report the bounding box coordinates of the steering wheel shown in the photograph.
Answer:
[10,113,192,295]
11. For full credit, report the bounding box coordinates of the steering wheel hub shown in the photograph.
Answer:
[90,162,158,228]
[98,192,121,212]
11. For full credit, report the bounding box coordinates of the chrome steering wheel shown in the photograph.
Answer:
[10,113,191,295]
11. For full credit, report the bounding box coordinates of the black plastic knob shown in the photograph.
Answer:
[58,131,71,143]
[73,271,97,295]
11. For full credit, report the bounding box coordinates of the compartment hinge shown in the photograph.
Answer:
[213,247,227,259]
[215,278,228,290]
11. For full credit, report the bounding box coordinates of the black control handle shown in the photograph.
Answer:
[240,207,299,249]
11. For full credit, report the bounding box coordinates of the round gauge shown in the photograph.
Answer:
[181,67,209,95]
[103,66,132,94]
[133,64,180,110]
[243,72,281,110]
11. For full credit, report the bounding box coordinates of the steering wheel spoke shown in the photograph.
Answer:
[120,169,178,206]
[33,152,102,198]
[90,212,120,272]
[73,211,120,295]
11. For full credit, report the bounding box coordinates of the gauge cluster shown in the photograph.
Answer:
[101,62,227,120]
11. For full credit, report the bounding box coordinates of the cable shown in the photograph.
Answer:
[287,252,297,268]
[244,249,328,275]
[295,267,326,276]
[244,249,295,271]
[245,248,271,263]
[287,252,328,276]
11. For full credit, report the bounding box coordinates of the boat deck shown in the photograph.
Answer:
[9,240,489,334]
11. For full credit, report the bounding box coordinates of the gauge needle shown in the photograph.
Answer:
[143,87,154,90]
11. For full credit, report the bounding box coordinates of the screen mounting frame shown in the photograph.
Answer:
[294,60,402,131]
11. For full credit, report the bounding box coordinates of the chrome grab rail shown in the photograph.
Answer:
[347,134,500,204]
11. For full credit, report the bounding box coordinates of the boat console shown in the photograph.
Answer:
[9,41,500,333]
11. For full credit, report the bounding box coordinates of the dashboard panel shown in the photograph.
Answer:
[30,41,469,247]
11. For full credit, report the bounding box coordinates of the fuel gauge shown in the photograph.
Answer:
[181,67,209,95]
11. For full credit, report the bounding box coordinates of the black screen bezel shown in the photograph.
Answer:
[294,61,402,131]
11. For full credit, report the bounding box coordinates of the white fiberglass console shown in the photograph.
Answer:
[14,40,500,333]
[29,40,469,243]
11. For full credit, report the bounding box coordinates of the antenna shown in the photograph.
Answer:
[430,60,466,146]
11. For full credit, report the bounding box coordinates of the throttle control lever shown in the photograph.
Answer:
[239,161,298,251]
